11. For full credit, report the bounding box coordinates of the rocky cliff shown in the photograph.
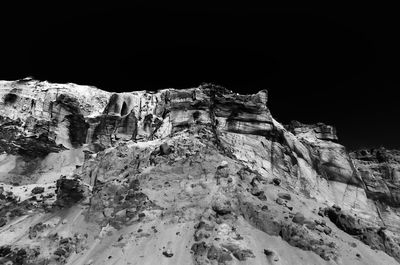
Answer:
[1,78,400,265]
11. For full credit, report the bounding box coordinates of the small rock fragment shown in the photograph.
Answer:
[324,226,332,235]
[276,198,285,205]
[264,248,280,262]
[115,209,126,218]
[160,143,172,155]
[277,193,291,200]
[0,217,7,227]
[212,196,232,215]
[272,178,281,186]
[318,208,325,217]
[162,250,174,257]
[292,212,306,224]
[31,186,45,194]
[218,161,228,169]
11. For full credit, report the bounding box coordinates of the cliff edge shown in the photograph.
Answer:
[1,79,400,265]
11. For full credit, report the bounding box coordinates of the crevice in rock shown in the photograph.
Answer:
[120,101,128,116]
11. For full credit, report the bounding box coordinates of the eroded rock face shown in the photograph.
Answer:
[286,120,338,142]
[284,120,362,187]
[0,78,109,155]
[1,79,400,265]
[0,115,66,157]
[323,205,400,262]
[351,148,400,207]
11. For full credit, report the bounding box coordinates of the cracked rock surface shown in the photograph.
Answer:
[1,78,400,264]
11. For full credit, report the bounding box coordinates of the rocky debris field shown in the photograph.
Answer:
[0,79,400,264]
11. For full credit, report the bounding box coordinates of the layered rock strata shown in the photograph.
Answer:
[0,79,400,265]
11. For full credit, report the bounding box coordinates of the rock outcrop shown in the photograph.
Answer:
[1,79,400,265]
[0,78,109,155]
[351,148,400,207]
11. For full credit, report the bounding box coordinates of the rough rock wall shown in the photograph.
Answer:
[1,79,400,265]
[88,85,272,151]
[0,78,109,155]
[351,148,400,233]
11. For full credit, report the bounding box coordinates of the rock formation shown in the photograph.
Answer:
[1,78,400,264]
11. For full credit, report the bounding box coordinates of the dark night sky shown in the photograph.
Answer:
[0,3,399,150]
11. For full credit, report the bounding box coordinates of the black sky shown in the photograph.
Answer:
[0,3,399,150]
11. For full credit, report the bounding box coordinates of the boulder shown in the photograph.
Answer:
[212,196,232,215]
[159,143,172,155]
[55,177,89,207]
[323,207,362,235]
[292,212,306,224]
[31,187,45,194]
[278,193,291,200]
[0,217,6,227]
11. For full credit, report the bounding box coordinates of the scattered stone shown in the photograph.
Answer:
[159,143,172,155]
[264,249,274,256]
[115,209,126,218]
[218,161,228,169]
[191,242,208,255]
[261,205,269,211]
[323,207,362,235]
[162,250,174,257]
[276,198,285,205]
[194,231,204,241]
[272,178,281,186]
[0,245,41,265]
[315,219,327,226]
[280,223,338,261]
[28,222,46,239]
[31,186,45,194]
[278,193,291,200]
[212,196,232,215]
[0,217,6,227]
[318,208,325,217]
[55,177,88,207]
[305,222,316,230]
[250,187,267,201]
[207,245,233,263]
[292,212,306,224]
[324,226,332,235]
[221,243,255,261]
[264,249,280,261]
